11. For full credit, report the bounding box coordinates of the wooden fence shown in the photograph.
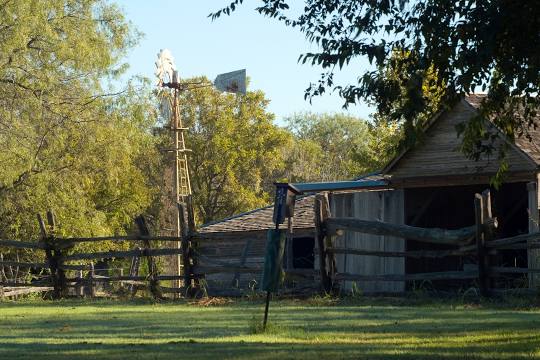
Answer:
[315,190,540,296]
[2,190,540,299]
[0,205,202,299]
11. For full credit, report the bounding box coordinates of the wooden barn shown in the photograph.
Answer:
[194,94,540,294]
[195,196,318,292]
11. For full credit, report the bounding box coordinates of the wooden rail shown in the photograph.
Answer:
[326,218,476,245]
[335,270,479,282]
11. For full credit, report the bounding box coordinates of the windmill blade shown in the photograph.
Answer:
[155,48,177,86]
[214,69,246,95]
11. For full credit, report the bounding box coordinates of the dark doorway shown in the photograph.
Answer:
[292,237,315,269]
[404,182,528,288]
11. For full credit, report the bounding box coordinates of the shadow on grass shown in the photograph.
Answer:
[1,299,540,359]
[0,338,539,360]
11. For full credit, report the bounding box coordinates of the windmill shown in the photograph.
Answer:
[155,49,246,291]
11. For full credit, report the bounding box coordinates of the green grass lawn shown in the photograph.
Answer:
[1,297,540,359]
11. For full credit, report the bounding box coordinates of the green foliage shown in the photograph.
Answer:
[282,112,370,181]
[281,112,400,182]
[0,1,159,253]
[211,1,540,166]
[173,77,290,224]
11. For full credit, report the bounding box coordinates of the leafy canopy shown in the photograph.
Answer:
[211,1,540,164]
[0,0,158,250]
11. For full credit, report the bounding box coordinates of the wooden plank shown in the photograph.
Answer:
[0,240,46,250]
[315,193,332,293]
[327,247,472,258]
[0,281,52,287]
[61,247,184,261]
[335,270,478,282]
[527,178,540,287]
[326,218,475,245]
[475,192,489,297]
[231,239,252,287]
[489,267,540,274]
[0,261,48,268]
[61,235,183,243]
[485,233,540,248]
[1,287,52,298]
[381,189,405,292]
[193,265,261,274]
[135,215,162,299]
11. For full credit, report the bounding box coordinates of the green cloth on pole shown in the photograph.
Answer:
[261,229,286,292]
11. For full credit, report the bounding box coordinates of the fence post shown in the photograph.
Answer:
[119,268,124,290]
[47,211,67,298]
[76,270,83,297]
[315,193,332,293]
[38,213,59,299]
[475,193,489,296]
[135,216,162,300]
[129,250,141,297]
[88,262,95,298]
[178,203,194,296]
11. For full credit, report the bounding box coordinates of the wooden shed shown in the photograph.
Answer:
[195,94,540,294]
[196,196,318,293]
[332,94,540,292]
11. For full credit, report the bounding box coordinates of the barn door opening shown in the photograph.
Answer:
[292,237,315,269]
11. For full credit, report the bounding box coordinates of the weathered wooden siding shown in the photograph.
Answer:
[388,100,536,180]
[527,175,540,287]
[194,228,316,292]
[330,189,405,293]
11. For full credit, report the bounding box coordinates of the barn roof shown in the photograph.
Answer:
[198,173,390,234]
[198,195,315,233]
[465,94,540,165]
[383,94,540,183]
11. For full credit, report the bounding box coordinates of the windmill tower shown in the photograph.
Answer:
[155,49,191,205]
[155,49,247,293]
[155,49,192,289]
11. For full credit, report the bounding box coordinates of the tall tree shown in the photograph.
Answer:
[211,1,540,165]
[173,77,290,224]
[0,1,158,248]
[282,112,372,182]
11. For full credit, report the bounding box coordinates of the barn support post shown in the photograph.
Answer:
[475,192,492,297]
[527,177,540,288]
[315,192,334,293]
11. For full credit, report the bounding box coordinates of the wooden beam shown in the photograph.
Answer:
[0,240,46,250]
[527,177,540,287]
[61,247,184,262]
[335,270,478,282]
[327,247,473,258]
[315,193,332,293]
[61,235,183,243]
[326,218,475,245]
[485,232,540,248]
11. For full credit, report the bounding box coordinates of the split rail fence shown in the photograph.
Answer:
[0,203,201,299]
[2,190,540,299]
[315,190,540,296]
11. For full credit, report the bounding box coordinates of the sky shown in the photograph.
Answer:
[114,1,374,124]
